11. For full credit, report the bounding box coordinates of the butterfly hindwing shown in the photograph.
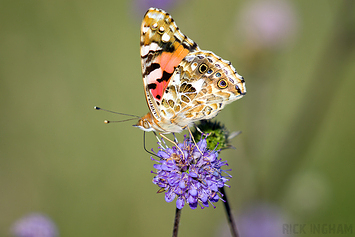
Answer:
[158,50,246,127]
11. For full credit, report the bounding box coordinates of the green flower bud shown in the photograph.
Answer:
[192,120,241,151]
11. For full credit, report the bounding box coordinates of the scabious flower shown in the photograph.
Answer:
[236,0,298,49]
[217,202,291,237]
[10,213,59,237]
[151,135,232,209]
[236,203,290,237]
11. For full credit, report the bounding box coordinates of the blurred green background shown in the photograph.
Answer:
[1,0,354,236]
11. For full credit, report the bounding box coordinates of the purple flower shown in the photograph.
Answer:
[10,213,59,237]
[237,203,289,237]
[237,0,298,49]
[151,136,232,209]
[217,202,291,237]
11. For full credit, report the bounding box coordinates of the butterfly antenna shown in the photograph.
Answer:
[94,106,140,118]
[94,106,140,123]
[143,131,159,157]
[103,118,138,123]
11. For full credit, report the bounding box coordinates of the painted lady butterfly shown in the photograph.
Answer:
[135,8,246,134]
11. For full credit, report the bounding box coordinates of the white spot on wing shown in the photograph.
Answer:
[141,42,162,57]
[191,79,205,92]
[184,56,194,62]
[146,68,163,84]
[173,71,181,83]
[163,89,175,101]
[191,62,198,71]
[142,26,149,33]
[162,32,170,42]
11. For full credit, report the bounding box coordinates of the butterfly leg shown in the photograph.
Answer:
[153,131,171,151]
[193,122,204,134]
[159,133,185,159]
[193,122,213,137]
[172,133,178,143]
[186,126,204,155]
[153,131,163,145]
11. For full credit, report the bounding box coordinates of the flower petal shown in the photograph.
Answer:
[189,202,198,209]
[165,192,176,202]
[157,150,170,158]
[188,171,198,178]
[179,180,186,189]
[189,188,198,196]
[197,139,207,151]
[176,198,185,209]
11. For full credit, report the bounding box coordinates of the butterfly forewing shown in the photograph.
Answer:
[140,8,198,121]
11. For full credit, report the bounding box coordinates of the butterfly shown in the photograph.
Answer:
[135,8,246,135]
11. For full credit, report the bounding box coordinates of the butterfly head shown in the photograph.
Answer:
[134,112,156,132]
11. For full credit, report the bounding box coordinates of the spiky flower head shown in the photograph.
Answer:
[151,135,232,209]
[192,120,240,151]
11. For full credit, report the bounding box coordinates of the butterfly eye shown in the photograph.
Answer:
[199,64,208,74]
[217,79,228,89]
[215,72,221,77]
[143,120,150,129]
[207,69,213,74]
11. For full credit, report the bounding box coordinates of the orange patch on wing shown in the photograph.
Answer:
[159,44,189,74]
[165,45,189,73]
[150,44,189,101]
[159,52,172,72]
